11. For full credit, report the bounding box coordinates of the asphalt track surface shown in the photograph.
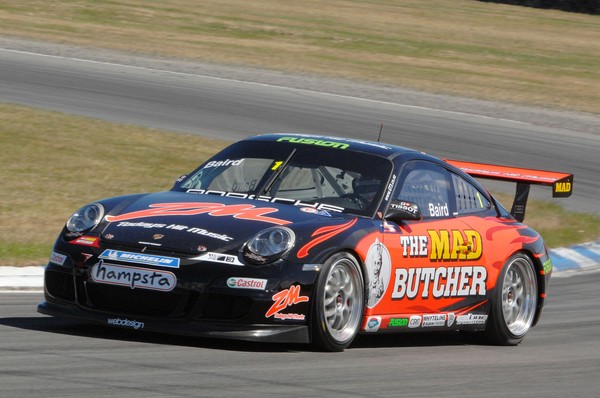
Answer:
[1,273,598,397]
[0,44,599,215]
[1,42,600,397]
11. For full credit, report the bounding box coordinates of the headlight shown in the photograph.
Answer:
[66,203,105,232]
[243,227,295,265]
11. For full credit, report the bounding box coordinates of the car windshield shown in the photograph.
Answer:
[177,139,393,217]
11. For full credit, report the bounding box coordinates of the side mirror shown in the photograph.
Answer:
[384,200,422,223]
[172,174,188,188]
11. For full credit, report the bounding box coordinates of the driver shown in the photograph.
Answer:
[352,174,380,206]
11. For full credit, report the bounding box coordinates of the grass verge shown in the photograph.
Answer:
[1,104,598,266]
[0,0,598,113]
[0,104,227,265]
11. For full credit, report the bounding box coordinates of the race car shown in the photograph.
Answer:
[38,133,573,351]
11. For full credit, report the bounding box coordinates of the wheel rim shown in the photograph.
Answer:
[501,257,537,337]
[322,258,363,343]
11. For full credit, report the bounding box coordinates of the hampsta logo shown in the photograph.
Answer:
[91,261,176,292]
[107,318,145,330]
[99,249,180,269]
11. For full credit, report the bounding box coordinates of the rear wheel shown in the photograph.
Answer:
[485,253,538,345]
[311,252,364,352]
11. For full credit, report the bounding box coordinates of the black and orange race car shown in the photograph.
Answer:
[38,134,573,351]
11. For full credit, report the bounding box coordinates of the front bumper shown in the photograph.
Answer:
[37,298,309,343]
[39,250,317,344]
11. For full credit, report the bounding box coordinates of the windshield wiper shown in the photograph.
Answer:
[255,148,297,197]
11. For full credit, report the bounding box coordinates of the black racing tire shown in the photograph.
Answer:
[484,253,538,345]
[311,252,365,352]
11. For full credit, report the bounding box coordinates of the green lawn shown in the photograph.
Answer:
[0,104,227,265]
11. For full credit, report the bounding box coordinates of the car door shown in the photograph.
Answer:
[364,160,490,330]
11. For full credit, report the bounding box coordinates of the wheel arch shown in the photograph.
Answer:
[345,248,370,303]
[517,249,548,327]
[309,249,367,351]
[313,248,369,303]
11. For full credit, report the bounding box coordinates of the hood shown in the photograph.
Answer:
[100,191,351,254]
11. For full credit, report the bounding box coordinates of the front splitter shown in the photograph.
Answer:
[37,299,310,344]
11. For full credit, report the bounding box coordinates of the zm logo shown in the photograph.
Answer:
[266,285,309,318]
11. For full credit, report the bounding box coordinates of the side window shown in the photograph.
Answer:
[451,173,491,215]
[397,161,453,219]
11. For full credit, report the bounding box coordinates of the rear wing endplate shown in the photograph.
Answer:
[445,159,573,222]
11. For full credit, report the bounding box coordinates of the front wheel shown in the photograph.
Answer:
[484,253,538,345]
[311,252,365,352]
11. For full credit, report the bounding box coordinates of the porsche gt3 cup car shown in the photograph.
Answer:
[38,133,573,351]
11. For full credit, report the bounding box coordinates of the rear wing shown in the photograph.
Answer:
[444,159,573,222]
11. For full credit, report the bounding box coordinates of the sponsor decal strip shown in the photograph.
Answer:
[100,249,180,268]
[190,252,243,266]
[364,312,488,331]
[68,236,100,247]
